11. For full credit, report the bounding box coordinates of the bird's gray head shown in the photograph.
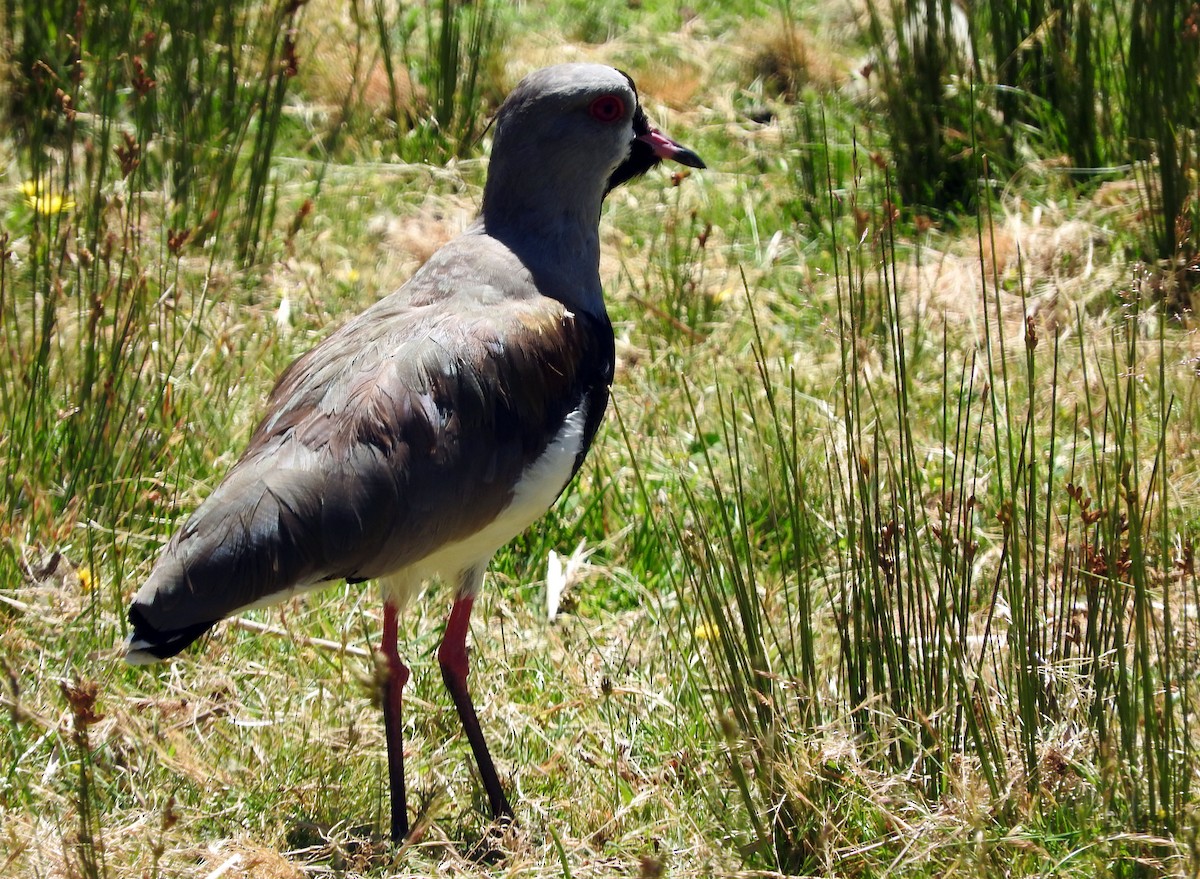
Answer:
[482,63,704,226]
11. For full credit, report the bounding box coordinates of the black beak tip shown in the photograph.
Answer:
[674,146,706,170]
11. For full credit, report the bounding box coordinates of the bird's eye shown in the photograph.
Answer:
[589,95,626,123]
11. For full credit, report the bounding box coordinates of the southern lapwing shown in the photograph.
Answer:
[125,63,704,842]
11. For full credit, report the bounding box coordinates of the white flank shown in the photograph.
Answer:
[406,400,590,586]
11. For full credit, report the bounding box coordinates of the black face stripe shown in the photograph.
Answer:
[606,137,660,193]
[631,105,651,136]
[616,69,650,133]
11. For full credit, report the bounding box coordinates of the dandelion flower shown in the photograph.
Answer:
[694,622,719,642]
[20,179,75,215]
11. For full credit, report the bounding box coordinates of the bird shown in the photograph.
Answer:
[124,62,705,842]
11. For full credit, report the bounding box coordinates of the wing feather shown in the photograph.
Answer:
[128,258,613,658]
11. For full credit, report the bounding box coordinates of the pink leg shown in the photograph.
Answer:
[438,594,513,823]
[381,600,411,841]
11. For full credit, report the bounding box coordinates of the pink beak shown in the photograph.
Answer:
[637,128,706,169]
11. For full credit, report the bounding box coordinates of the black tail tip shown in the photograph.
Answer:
[125,605,215,664]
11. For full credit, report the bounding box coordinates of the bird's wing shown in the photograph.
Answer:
[128,265,613,659]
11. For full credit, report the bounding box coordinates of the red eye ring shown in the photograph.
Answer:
[589,94,626,123]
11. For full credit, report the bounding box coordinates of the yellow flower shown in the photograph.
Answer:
[76,566,95,591]
[694,621,719,642]
[20,179,75,215]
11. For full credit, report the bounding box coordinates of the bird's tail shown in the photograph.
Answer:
[125,604,216,665]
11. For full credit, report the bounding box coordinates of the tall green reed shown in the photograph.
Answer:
[985,0,1117,174]
[1126,0,1200,264]
[371,0,502,159]
[1,0,312,623]
[865,0,1199,272]
[862,0,982,213]
[664,148,1198,873]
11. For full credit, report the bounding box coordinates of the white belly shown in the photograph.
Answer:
[381,400,589,607]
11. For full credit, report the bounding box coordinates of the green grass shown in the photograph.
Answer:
[3,0,1200,876]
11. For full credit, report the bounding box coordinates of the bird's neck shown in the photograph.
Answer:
[479,173,609,316]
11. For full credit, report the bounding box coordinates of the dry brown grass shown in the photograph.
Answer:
[876,199,1125,350]
[741,19,847,98]
[297,0,425,125]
